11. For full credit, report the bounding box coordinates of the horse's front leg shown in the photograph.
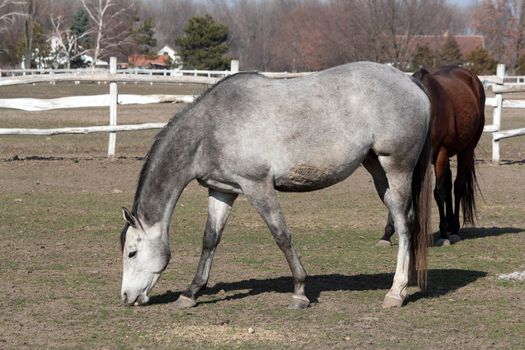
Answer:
[242,180,310,309]
[444,165,461,243]
[174,189,237,309]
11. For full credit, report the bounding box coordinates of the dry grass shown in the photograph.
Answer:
[0,82,523,349]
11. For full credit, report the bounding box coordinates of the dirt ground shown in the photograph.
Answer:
[0,82,524,349]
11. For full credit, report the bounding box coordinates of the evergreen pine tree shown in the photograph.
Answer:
[411,45,436,71]
[16,22,49,68]
[515,54,525,74]
[437,35,463,66]
[175,15,230,70]
[71,8,90,47]
[136,17,157,55]
[70,8,90,68]
[465,45,496,74]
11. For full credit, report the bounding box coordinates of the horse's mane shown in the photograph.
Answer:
[411,68,431,100]
[131,72,262,216]
[120,72,261,250]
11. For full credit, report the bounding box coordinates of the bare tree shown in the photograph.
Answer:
[22,0,35,68]
[50,15,92,68]
[515,0,525,66]
[350,0,461,67]
[137,0,203,49]
[472,0,518,67]
[81,0,136,66]
[213,0,282,71]
[0,0,26,33]
[129,0,470,71]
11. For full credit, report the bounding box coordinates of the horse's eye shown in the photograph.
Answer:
[128,251,137,258]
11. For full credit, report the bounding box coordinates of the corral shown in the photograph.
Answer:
[0,81,524,349]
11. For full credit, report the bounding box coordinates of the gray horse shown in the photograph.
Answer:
[120,61,432,309]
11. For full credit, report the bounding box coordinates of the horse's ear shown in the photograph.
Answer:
[413,67,429,81]
[122,207,137,227]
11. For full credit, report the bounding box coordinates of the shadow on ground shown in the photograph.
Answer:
[460,226,523,240]
[149,269,487,307]
[429,226,523,245]
[499,159,525,165]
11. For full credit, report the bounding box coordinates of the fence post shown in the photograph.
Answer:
[107,57,118,160]
[231,60,239,74]
[492,64,505,165]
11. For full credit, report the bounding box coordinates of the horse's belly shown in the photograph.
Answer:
[274,162,357,192]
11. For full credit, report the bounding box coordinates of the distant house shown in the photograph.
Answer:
[128,45,182,69]
[81,54,108,67]
[157,45,180,63]
[128,54,170,69]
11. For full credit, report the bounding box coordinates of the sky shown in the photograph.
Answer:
[448,0,478,7]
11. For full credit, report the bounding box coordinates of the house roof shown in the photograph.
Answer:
[157,45,176,53]
[128,54,169,67]
[408,34,485,57]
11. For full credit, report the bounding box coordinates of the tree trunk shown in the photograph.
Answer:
[515,1,525,68]
[23,0,33,69]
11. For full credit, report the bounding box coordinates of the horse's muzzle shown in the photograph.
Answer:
[121,291,149,306]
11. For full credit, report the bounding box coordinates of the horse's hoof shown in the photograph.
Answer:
[174,295,197,309]
[376,239,392,247]
[382,294,404,308]
[436,238,451,247]
[288,295,310,309]
[448,234,461,243]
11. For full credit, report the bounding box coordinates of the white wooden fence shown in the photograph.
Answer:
[1,59,524,163]
[0,58,240,159]
[483,64,525,164]
[0,58,310,159]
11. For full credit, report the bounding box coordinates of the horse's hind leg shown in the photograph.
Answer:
[380,213,396,246]
[452,148,476,239]
[174,189,237,309]
[434,149,454,246]
[377,156,415,308]
[241,180,309,309]
[362,153,395,246]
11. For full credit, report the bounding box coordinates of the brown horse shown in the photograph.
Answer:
[378,65,485,246]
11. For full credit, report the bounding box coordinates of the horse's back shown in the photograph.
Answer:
[434,66,485,105]
[213,62,429,152]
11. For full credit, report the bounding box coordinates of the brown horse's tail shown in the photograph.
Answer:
[461,153,480,226]
[410,124,432,291]
[462,74,485,227]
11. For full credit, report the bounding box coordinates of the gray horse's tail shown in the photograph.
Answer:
[410,124,432,291]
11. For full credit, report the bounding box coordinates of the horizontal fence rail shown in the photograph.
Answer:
[0,67,232,78]
[0,123,167,136]
[493,127,525,141]
[0,73,221,87]
[0,94,195,111]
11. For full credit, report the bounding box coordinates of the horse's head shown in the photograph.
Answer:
[120,207,170,306]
